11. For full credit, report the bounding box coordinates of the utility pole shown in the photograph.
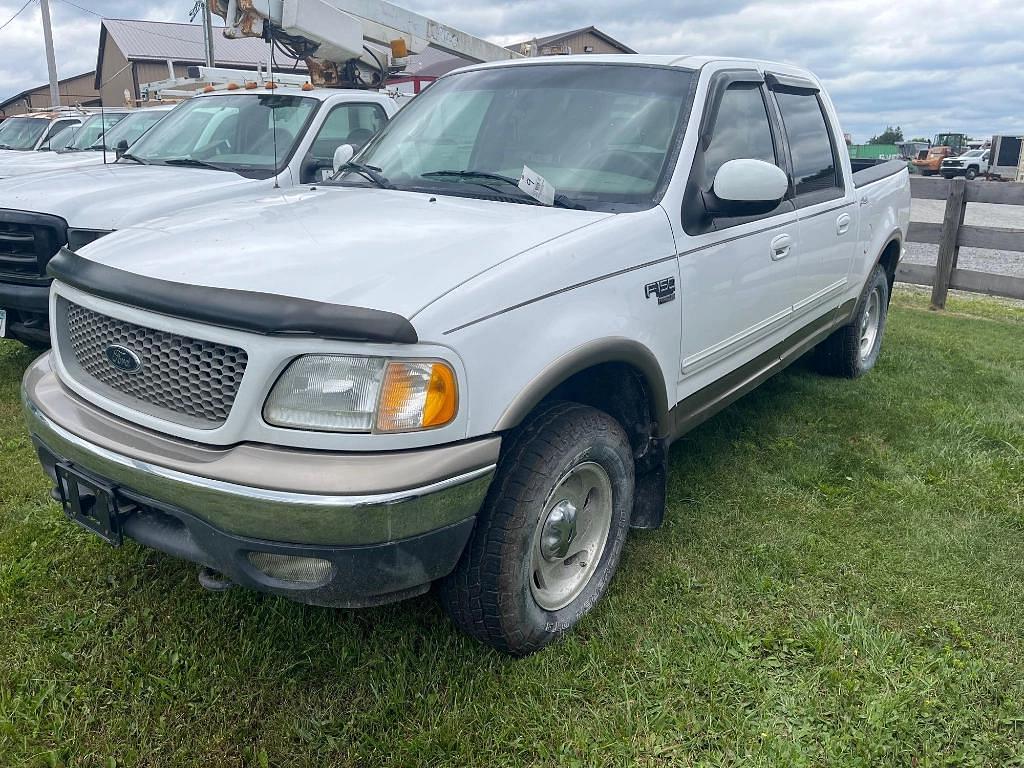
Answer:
[192,0,216,67]
[203,1,215,67]
[39,0,61,107]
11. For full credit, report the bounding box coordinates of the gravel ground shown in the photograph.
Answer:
[904,195,1024,277]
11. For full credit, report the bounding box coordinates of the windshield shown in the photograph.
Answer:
[42,123,78,150]
[343,64,694,211]
[0,118,49,150]
[56,113,127,152]
[91,110,168,150]
[962,150,984,157]
[124,94,319,177]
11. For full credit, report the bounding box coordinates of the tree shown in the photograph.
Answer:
[869,126,904,144]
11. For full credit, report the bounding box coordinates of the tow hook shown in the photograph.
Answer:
[197,565,235,592]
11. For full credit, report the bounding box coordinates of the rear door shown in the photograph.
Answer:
[768,75,856,321]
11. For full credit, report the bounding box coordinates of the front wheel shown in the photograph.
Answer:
[814,264,890,378]
[440,402,634,656]
[965,167,978,180]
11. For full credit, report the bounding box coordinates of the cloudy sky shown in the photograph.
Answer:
[1,0,1022,142]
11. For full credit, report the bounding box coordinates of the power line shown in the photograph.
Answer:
[55,0,99,16]
[0,0,36,32]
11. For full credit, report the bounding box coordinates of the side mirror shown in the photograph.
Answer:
[707,159,789,217]
[115,139,129,159]
[332,144,355,174]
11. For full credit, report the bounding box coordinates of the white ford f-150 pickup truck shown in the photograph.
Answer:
[0,86,398,346]
[22,55,910,655]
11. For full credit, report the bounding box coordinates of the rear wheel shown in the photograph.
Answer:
[440,402,634,656]
[814,264,889,378]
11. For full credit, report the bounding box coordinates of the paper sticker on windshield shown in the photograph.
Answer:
[518,165,555,206]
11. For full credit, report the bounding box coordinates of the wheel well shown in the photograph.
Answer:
[544,362,655,460]
[877,238,901,292]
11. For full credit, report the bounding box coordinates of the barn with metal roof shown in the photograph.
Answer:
[94,18,305,107]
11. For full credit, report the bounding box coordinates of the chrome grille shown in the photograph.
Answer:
[57,298,248,428]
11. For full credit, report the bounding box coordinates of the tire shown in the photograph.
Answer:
[922,170,934,177]
[941,173,954,180]
[965,167,978,180]
[814,264,890,378]
[440,401,634,656]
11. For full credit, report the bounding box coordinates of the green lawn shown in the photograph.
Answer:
[1,288,1023,767]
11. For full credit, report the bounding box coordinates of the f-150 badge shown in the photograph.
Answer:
[645,277,676,305]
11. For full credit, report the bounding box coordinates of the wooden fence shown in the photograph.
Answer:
[897,176,1024,308]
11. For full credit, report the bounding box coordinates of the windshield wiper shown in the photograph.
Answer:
[162,157,228,171]
[421,170,585,210]
[336,161,394,189]
[118,152,148,165]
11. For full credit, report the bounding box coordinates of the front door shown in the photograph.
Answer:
[677,76,801,386]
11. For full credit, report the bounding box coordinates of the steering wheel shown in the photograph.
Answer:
[589,149,654,178]
[196,138,232,158]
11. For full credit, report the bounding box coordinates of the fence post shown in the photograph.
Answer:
[930,177,967,310]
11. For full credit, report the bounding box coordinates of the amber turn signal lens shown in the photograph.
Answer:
[377,362,458,432]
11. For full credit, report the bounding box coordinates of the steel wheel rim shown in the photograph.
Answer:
[859,287,882,360]
[529,461,614,611]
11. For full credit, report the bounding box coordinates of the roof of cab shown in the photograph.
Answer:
[448,53,816,82]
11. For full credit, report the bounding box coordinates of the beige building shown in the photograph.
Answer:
[0,71,100,117]
[506,26,636,58]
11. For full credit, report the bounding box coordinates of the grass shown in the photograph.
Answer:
[1,287,1023,767]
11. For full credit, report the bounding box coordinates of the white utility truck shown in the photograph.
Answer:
[0,108,173,180]
[0,0,523,349]
[23,52,911,654]
[0,110,89,154]
[0,85,398,346]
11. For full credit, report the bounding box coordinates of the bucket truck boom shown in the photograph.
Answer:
[211,0,521,88]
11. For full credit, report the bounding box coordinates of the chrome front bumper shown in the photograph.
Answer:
[22,354,498,547]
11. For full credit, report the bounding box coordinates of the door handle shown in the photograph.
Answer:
[770,233,792,261]
[836,213,851,235]
[859,197,870,206]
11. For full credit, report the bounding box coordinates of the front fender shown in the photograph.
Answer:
[493,336,670,433]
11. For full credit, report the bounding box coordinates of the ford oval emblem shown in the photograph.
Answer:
[105,344,142,374]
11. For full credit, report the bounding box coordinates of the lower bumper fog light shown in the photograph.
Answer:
[246,552,333,584]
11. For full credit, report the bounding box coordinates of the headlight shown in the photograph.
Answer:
[263,355,458,433]
[66,228,113,251]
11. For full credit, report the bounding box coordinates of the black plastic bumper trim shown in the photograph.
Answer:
[47,248,419,345]
[0,279,50,313]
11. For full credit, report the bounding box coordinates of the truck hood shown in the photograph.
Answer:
[76,186,612,321]
[0,164,268,229]
[0,151,109,179]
